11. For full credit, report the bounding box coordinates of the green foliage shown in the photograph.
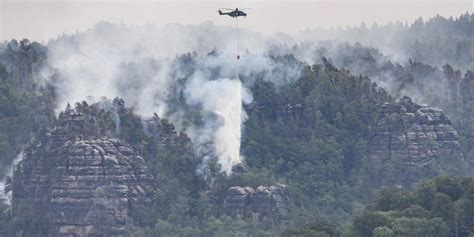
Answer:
[352,211,392,237]
[0,43,55,176]
[391,217,449,237]
[372,187,411,211]
[372,226,394,237]
[242,63,391,222]
[281,219,339,237]
[349,177,474,237]
[0,32,473,236]
[113,56,404,236]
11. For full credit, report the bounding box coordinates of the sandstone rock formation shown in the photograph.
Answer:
[368,97,466,187]
[10,107,155,236]
[224,183,290,219]
[460,71,474,103]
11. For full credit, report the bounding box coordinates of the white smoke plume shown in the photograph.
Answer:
[185,76,252,174]
[0,152,24,205]
[46,20,461,175]
[41,21,300,174]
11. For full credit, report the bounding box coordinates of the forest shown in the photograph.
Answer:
[0,13,472,237]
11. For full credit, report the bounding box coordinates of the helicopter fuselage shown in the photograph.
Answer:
[219,9,247,18]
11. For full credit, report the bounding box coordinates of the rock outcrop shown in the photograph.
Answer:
[368,97,466,187]
[460,71,474,103]
[224,184,290,219]
[10,107,155,236]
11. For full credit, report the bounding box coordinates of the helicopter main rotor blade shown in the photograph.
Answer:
[221,8,235,10]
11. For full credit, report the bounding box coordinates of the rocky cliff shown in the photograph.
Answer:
[224,183,290,219]
[10,106,155,236]
[460,71,474,103]
[367,97,466,187]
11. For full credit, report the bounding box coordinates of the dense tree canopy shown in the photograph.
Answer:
[0,14,472,236]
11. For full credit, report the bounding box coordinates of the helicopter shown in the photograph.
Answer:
[217,8,249,60]
[217,8,249,18]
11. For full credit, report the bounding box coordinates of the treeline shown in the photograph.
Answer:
[0,40,55,175]
[242,60,393,222]
[284,177,474,237]
[295,13,473,70]
[278,40,474,168]
[317,43,474,167]
[0,37,472,236]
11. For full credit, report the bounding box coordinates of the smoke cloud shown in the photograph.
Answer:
[185,76,252,174]
[0,152,24,204]
[41,21,300,174]
[38,18,470,174]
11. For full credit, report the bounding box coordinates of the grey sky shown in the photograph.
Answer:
[0,0,472,42]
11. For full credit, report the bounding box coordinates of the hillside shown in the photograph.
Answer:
[0,14,472,237]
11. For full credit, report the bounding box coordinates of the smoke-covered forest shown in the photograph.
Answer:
[0,12,472,237]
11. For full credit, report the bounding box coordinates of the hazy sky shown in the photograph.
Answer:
[0,0,472,42]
